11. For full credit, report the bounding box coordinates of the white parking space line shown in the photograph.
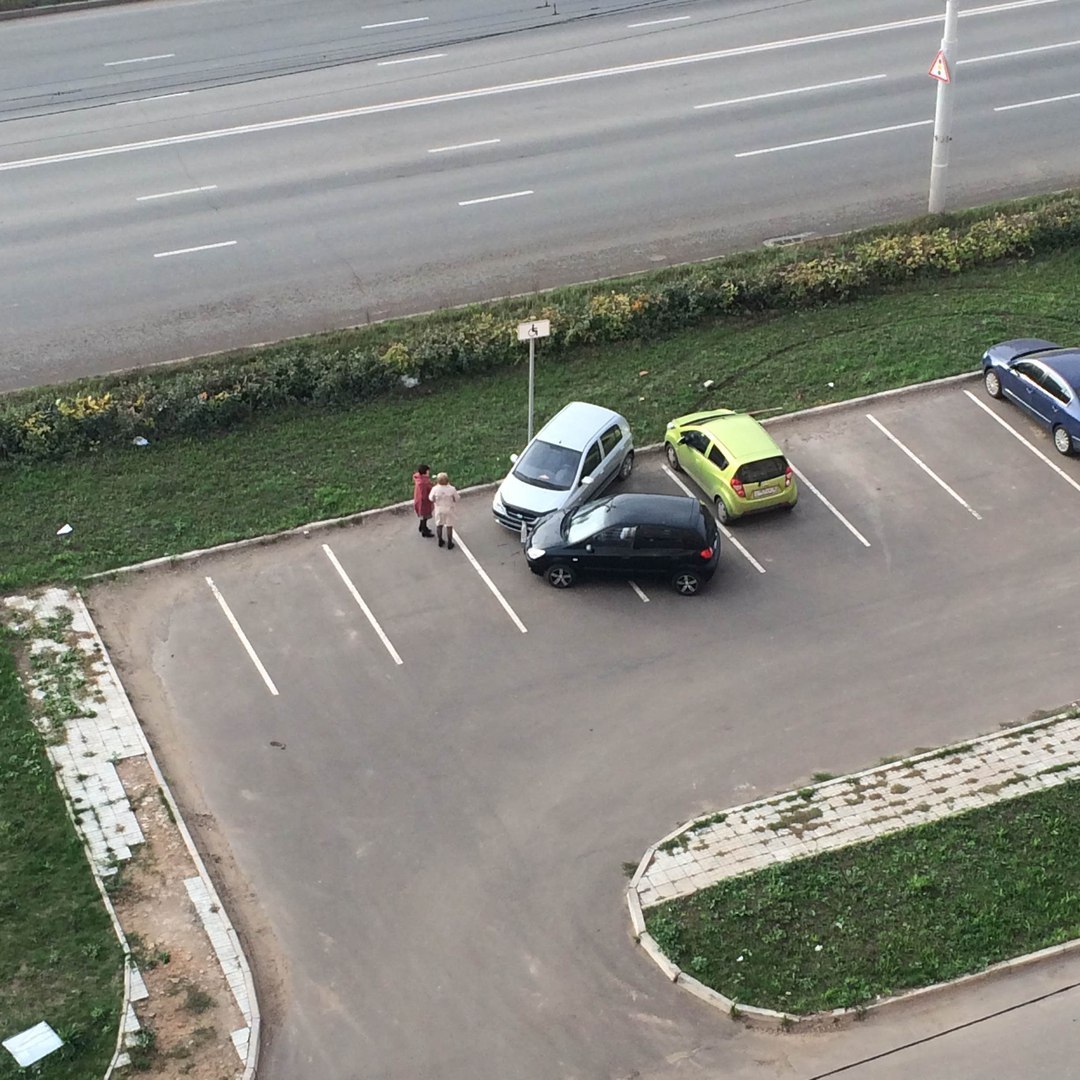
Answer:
[964,390,1080,495]
[322,544,404,665]
[695,74,886,110]
[137,185,217,201]
[204,577,279,696]
[104,53,175,66]
[734,118,931,158]
[866,414,983,520]
[153,240,236,259]
[662,465,767,574]
[789,465,871,547]
[428,139,500,154]
[458,190,533,206]
[453,534,528,634]
[994,90,1080,112]
[628,15,691,26]
[628,581,650,603]
[378,54,446,66]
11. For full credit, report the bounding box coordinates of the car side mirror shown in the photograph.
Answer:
[580,474,594,486]
[585,544,594,553]
[678,436,688,445]
[510,453,519,464]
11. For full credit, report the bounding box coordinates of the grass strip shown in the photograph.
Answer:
[0,632,122,1079]
[3,249,1080,591]
[645,779,1080,1015]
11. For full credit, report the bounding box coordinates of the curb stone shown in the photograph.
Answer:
[2,588,259,1078]
[628,709,1080,1029]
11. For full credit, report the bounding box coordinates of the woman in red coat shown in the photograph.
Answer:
[413,464,435,538]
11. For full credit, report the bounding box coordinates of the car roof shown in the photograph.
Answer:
[599,493,703,528]
[534,401,625,451]
[1034,349,1080,393]
[685,411,783,461]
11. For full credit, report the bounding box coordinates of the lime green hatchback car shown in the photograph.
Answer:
[664,409,797,524]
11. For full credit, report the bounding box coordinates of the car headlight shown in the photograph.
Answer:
[526,547,545,560]
[492,491,505,512]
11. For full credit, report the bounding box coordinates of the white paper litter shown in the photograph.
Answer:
[3,1021,64,1067]
[56,524,73,536]
[132,436,149,447]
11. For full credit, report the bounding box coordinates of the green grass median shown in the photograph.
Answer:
[645,778,1080,1015]
[0,636,122,1079]
[3,249,1080,591]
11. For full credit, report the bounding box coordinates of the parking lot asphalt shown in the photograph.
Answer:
[88,377,1080,1079]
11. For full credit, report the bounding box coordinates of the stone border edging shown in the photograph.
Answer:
[627,710,1080,1029]
[71,591,261,1078]
[82,370,978,582]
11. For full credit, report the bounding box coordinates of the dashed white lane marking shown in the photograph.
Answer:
[628,15,691,26]
[452,534,528,634]
[458,190,533,206]
[964,389,1080,495]
[205,577,279,696]
[428,138,500,153]
[104,53,176,66]
[3,1,1046,173]
[961,37,1080,65]
[362,17,430,28]
[735,118,932,158]
[322,544,403,665]
[662,465,767,574]
[377,53,446,66]
[628,580,650,603]
[137,185,217,201]
[121,92,191,104]
[696,73,886,110]
[994,90,1080,112]
[789,464,871,547]
[153,240,236,258]
[866,414,983,520]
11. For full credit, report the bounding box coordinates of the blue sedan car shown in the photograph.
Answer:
[982,339,1080,456]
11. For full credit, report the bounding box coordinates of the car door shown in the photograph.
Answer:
[596,423,626,488]
[676,429,712,491]
[565,440,604,510]
[582,524,637,575]
[630,524,685,579]
[1006,360,1054,426]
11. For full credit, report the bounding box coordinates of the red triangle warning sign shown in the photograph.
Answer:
[929,49,951,83]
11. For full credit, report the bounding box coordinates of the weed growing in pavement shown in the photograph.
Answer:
[644,779,1080,1015]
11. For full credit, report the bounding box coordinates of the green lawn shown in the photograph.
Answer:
[4,250,1080,591]
[645,779,1080,1015]
[0,635,122,1079]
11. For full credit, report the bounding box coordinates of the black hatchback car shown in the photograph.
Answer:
[524,493,720,595]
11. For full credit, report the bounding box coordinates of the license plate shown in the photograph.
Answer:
[752,485,780,499]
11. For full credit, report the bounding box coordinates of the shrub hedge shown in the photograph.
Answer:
[3,193,1078,464]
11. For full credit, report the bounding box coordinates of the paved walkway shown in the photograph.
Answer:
[635,709,1080,909]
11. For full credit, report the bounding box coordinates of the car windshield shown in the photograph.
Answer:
[736,456,787,484]
[513,440,581,491]
[564,499,615,544]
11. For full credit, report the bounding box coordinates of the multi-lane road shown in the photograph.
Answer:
[2,0,1079,389]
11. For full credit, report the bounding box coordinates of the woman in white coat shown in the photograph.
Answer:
[430,472,460,550]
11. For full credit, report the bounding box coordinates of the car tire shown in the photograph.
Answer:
[1053,425,1073,456]
[665,443,681,472]
[984,368,1003,399]
[714,495,731,525]
[545,563,576,589]
[618,450,635,481]
[672,570,701,596]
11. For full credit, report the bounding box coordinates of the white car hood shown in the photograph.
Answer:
[496,470,572,516]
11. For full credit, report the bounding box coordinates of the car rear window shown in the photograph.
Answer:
[735,456,787,484]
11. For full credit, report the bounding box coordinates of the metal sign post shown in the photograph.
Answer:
[517,319,551,443]
[927,0,959,213]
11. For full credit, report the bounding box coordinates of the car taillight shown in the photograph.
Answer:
[784,465,793,488]
[731,477,745,498]
[699,547,714,559]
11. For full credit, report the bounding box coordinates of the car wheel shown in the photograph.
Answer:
[1053,425,1073,456]
[984,368,1003,399]
[618,450,635,481]
[714,495,731,525]
[665,443,681,472]
[672,570,701,596]
[545,563,576,589]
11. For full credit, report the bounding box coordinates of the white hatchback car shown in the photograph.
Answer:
[492,402,634,532]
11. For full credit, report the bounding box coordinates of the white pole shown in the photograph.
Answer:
[928,0,960,214]
[527,336,536,443]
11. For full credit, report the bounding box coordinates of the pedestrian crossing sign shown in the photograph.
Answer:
[928,49,951,83]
